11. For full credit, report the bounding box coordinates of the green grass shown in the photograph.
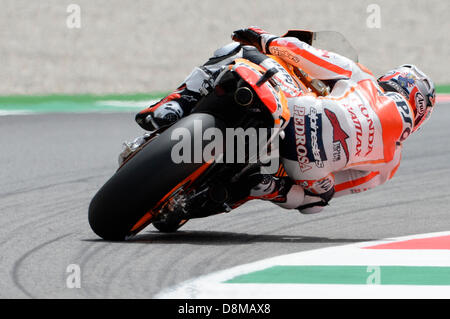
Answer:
[0,84,448,105]
[225,265,450,285]
[436,85,450,94]
[0,85,447,114]
[0,92,168,105]
[0,92,170,113]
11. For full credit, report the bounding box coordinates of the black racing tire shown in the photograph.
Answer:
[88,113,224,241]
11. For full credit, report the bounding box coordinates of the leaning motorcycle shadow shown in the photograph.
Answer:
[120,230,375,245]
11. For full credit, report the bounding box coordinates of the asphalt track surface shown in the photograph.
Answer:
[1,104,450,298]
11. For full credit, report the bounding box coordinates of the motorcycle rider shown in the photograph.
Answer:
[131,26,436,214]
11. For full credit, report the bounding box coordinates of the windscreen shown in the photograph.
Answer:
[312,31,359,62]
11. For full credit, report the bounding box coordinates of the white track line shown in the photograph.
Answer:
[155,231,450,299]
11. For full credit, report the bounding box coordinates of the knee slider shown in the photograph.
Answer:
[297,187,335,214]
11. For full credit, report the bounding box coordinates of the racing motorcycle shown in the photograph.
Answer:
[88,30,358,240]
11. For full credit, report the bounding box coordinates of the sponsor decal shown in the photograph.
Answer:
[429,90,436,106]
[315,175,334,192]
[293,104,327,172]
[415,91,426,115]
[298,175,334,193]
[300,181,309,188]
[332,142,342,162]
[262,59,301,97]
[293,105,312,172]
[397,73,416,91]
[271,46,300,64]
[358,104,375,156]
[307,108,327,168]
[386,92,413,141]
[350,188,369,194]
[343,104,363,156]
[342,100,375,157]
[324,109,350,163]
[318,49,331,59]
[400,127,412,141]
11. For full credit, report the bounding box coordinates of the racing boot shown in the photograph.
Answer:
[135,85,201,131]
[236,173,330,214]
[232,173,302,208]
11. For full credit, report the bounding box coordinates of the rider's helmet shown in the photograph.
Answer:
[378,64,436,132]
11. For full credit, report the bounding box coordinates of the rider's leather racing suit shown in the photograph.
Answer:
[135,37,414,214]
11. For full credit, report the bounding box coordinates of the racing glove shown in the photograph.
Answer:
[231,26,278,54]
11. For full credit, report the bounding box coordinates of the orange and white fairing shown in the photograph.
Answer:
[232,58,293,130]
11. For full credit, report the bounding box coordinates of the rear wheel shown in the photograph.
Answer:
[88,113,224,241]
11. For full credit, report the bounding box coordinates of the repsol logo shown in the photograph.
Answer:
[386,92,413,141]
